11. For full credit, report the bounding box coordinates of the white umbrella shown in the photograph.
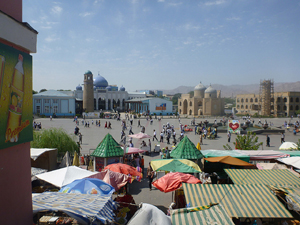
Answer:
[279,142,298,150]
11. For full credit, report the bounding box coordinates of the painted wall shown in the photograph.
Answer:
[149,98,173,115]
[0,142,32,225]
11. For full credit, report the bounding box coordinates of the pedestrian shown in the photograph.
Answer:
[153,129,158,141]
[129,140,134,147]
[129,125,134,135]
[266,135,270,147]
[104,121,107,128]
[200,133,203,145]
[141,156,144,175]
[138,119,141,127]
[227,131,231,143]
[160,131,164,143]
[147,162,154,191]
[78,133,83,144]
[281,132,285,143]
[148,139,152,154]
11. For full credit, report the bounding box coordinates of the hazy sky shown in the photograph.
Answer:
[23,0,300,92]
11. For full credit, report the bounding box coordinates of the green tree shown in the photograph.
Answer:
[188,91,194,97]
[223,131,263,150]
[296,139,300,150]
[31,128,79,156]
[172,93,181,105]
[32,90,38,94]
[39,89,47,93]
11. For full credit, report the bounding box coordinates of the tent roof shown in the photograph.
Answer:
[183,183,292,219]
[279,151,300,157]
[171,204,234,225]
[225,169,300,186]
[31,148,57,161]
[35,166,98,188]
[91,133,124,158]
[277,157,300,170]
[204,156,254,166]
[170,136,203,159]
[234,150,289,160]
[32,192,117,224]
[201,150,250,162]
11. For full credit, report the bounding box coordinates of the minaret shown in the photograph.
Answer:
[83,70,94,112]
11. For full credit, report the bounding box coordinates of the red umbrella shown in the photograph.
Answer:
[104,163,142,182]
[125,147,148,155]
[152,172,201,193]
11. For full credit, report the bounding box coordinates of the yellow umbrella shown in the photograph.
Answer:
[72,152,80,166]
[196,142,201,150]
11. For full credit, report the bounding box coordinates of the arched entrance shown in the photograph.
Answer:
[183,100,188,114]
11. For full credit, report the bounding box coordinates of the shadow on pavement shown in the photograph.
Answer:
[128,178,149,195]
[155,205,168,214]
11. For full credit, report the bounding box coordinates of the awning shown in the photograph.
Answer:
[32,192,117,225]
[183,183,292,218]
[277,157,300,170]
[31,148,57,160]
[234,150,288,160]
[201,150,250,162]
[171,204,234,225]
[204,156,254,167]
[225,169,300,186]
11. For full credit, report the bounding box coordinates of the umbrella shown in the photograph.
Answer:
[125,147,148,154]
[59,178,115,196]
[152,172,201,193]
[89,169,129,191]
[128,132,151,139]
[204,156,255,167]
[104,163,143,182]
[151,159,202,173]
[279,142,298,150]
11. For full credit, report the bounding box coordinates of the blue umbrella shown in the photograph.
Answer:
[59,178,115,196]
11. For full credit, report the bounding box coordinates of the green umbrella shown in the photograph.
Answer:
[151,159,202,173]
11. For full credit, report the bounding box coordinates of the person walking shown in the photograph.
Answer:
[78,133,83,144]
[148,139,152,154]
[129,125,134,135]
[227,131,231,143]
[141,156,145,176]
[199,133,203,145]
[266,135,270,147]
[160,131,164,143]
[153,130,158,141]
[147,162,154,191]
[281,132,285,143]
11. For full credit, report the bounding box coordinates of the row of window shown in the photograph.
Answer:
[35,99,59,104]
[179,101,203,107]
[237,104,300,111]
[237,97,300,103]
[36,106,58,114]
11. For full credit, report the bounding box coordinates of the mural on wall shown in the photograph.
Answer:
[156,103,166,111]
[228,120,240,134]
[0,42,33,150]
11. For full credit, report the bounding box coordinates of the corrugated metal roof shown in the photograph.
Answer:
[91,133,124,158]
[225,169,300,186]
[171,204,234,225]
[183,183,292,218]
[33,90,72,97]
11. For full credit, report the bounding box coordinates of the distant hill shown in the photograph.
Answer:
[162,81,300,97]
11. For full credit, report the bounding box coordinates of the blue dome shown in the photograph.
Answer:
[76,84,82,90]
[120,85,125,91]
[94,74,108,88]
[106,86,112,91]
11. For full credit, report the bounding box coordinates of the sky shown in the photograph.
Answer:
[23,0,300,92]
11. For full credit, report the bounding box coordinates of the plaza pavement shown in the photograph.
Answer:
[34,115,300,212]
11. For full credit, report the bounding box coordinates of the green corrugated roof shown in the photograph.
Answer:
[170,136,203,159]
[91,133,124,158]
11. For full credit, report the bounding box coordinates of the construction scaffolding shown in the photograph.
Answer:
[259,79,274,116]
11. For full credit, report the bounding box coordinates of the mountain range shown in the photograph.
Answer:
[162,81,300,98]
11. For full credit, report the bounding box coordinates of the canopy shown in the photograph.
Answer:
[151,159,201,173]
[170,136,204,160]
[234,150,288,160]
[59,178,115,196]
[59,151,72,168]
[225,169,300,186]
[204,156,254,167]
[279,142,298,150]
[277,157,300,170]
[279,151,300,157]
[201,150,250,162]
[91,133,124,158]
[35,166,98,188]
[128,132,151,139]
[152,172,201,193]
[256,163,289,170]
[32,192,117,224]
[171,204,234,225]
[89,169,128,191]
[104,163,142,182]
[183,183,292,218]
[125,147,147,154]
[30,148,57,160]
[127,203,172,225]
[31,167,47,181]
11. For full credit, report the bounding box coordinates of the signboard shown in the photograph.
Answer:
[0,42,33,150]
[95,157,105,171]
[156,103,166,111]
[228,120,240,134]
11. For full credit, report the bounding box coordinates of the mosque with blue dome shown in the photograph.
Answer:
[178,82,224,116]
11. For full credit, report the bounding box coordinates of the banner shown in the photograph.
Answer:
[228,120,240,134]
[156,103,166,111]
[0,42,33,150]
